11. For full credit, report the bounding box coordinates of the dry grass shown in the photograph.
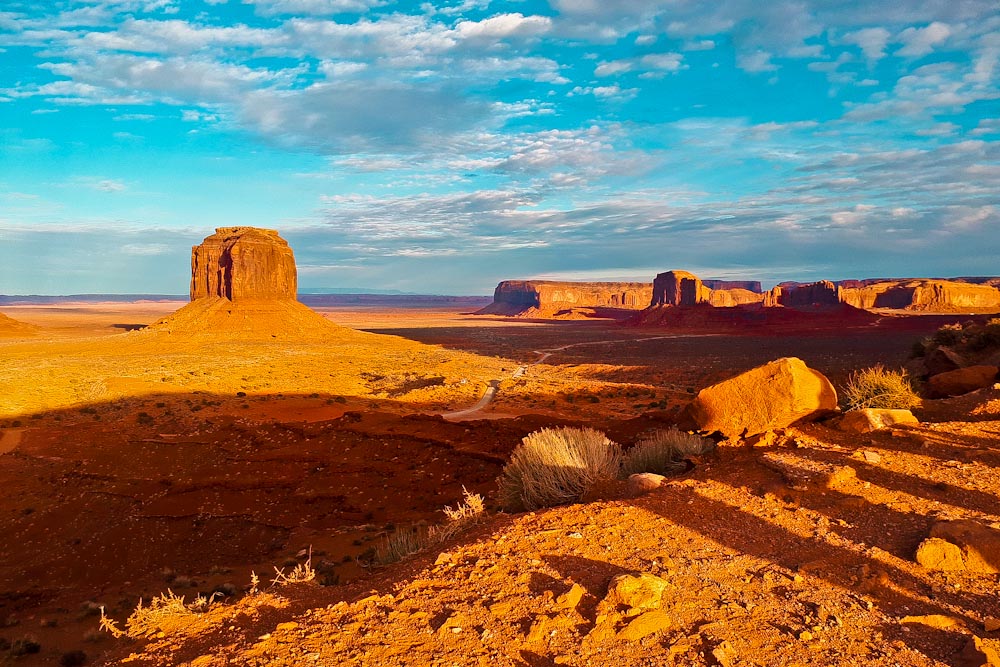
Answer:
[842,364,921,411]
[621,428,715,477]
[499,427,622,511]
[119,590,212,639]
[271,547,316,586]
[376,488,487,565]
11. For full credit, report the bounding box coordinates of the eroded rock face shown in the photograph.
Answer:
[680,357,838,437]
[651,270,709,306]
[190,227,297,301]
[840,280,1000,312]
[764,281,841,308]
[479,280,653,315]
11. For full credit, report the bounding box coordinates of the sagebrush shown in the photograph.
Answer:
[499,427,622,511]
[842,364,921,411]
[621,428,714,477]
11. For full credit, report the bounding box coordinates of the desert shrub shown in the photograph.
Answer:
[932,323,964,347]
[621,429,715,477]
[498,427,622,511]
[909,338,929,359]
[375,488,486,565]
[841,365,921,411]
[968,319,1000,352]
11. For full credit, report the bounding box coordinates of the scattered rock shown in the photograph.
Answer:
[711,640,737,667]
[961,635,1000,667]
[617,610,673,641]
[838,409,918,433]
[987,618,1000,633]
[861,450,883,464]
[554,583,585,611]
[900,614,964,630]
[915,537,967,571]
[924,346,965,377]
[926,520,1000,573]
[680,357,838,437]
[627,472,667,497]
[601,573,670,612]
[744,430,778,447]
[928,365,999,398]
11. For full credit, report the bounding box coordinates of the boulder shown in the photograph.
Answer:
[927,365,999,398]
[680,357,838,438]
[925,520,1000,574]
[924,346,965,377]
[838,409,918,433]
[960,635,1000,667]
[190,227,297,301]
[915,537,966,571]
[627,473,667,497]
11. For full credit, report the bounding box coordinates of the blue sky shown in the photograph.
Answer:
[1,0,998,295]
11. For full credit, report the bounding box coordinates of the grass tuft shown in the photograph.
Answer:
[841,364,921,411]
[375,488,487,565]
[498,427,622,511]
[621,429,715,477]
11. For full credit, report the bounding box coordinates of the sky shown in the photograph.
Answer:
[1,0,999,295]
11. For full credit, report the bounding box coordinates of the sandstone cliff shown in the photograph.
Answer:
[840,280,1000,313]
[651,271,764,308]
[478,281,652,317]
[190,227,297,301]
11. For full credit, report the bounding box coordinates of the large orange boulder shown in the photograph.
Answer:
[927,365,998,398]
[190,227,297,301]
[681,357,838,437]
[916,520,1000,574]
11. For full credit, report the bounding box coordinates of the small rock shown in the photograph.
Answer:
[798,630,814,641]
[712,641,736,667]
[275,622,298,632]
[555,583,585,611]
[617,610,673,641]
[862,450,882,464]
[986,618,1000,633]
[525,615,553,644]
[960,635,1000,667]
[839,409,918,434]
[900,614,964,630]
[601,573,670,611]
[915,537,966,571]
[627,473,667,497]
[435,552,453,565]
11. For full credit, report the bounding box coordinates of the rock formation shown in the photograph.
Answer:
[679,357,838,437]
[477,281,652,317]
[146,227,339,339]
[650,271,762,307]
[840,280,1000,312]
[190,227,297,301]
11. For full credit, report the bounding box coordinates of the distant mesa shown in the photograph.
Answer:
[145,227,341,338]
[480,270,1000,321]
[477,280,653,318]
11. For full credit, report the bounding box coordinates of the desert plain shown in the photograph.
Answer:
[1,250,1000,666]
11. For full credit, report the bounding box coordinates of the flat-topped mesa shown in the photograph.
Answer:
[651,271,763,307]
[190,227,297,301]
[479,280,652,316]
[764,280,841,308]
[840,279,1000,312]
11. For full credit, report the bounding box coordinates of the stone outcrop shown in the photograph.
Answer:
[840,280,1000,312]
[478,281,652,316]
[651,271,763,307]
[916,520,1000,574]
[926,365,999,398]
[680,357,838,437]
[838,409,918,433]
[764,281,841,308]
[190,227,297,301]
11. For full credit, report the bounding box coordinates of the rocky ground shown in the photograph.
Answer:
[0,303,998,666]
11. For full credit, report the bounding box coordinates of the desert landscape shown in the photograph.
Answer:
[0,226,998,667]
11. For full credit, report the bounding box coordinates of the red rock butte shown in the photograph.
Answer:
[190,227,297,301]
[145,226,341,339]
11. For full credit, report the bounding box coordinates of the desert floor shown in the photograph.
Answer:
[0,302,997,666]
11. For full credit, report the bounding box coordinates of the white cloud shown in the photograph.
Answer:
[122,242,170,254]
[454,13,552,40]
[594,52,684,77]
[737,50,777,73]
[841,27,891,63]
[245,0,384,16]
[96,179,127,192]
[897,21,952,57]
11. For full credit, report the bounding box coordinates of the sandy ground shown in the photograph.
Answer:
[0,302,998,666]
